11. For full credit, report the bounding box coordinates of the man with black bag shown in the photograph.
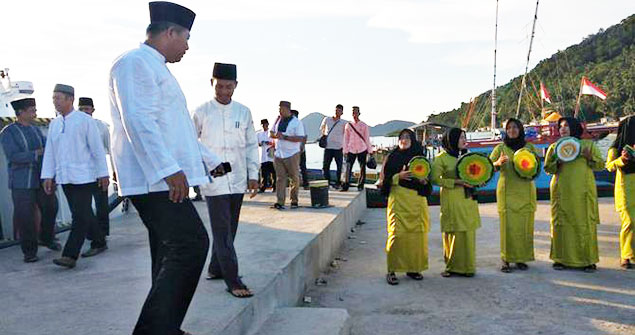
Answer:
[341,106,374,191]
[319,104,346,189]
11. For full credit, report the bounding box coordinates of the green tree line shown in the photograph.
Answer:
[427,14,635,128]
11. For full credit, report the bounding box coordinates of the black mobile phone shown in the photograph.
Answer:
[222,162,232,173]
[212,162,232,177]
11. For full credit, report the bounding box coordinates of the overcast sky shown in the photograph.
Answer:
[2,0,633,126]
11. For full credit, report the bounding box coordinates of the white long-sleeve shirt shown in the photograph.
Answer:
[108,43,221,196]
[94,119,111,155]
[192,99,259,196]
[256,130,274,163]
[41,110,109,184]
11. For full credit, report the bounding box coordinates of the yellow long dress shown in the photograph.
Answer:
[489,143,537,263]
[606,148,635,262]
[544,139,604,267]
[431,151,481,274]
[385,174,430,272]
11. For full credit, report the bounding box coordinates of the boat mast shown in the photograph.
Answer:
[491,0,499,132]
[515,0,540,118]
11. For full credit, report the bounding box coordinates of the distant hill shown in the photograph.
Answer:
[369,120,416,136]
[300,112,415,141]
[427,14,635,128]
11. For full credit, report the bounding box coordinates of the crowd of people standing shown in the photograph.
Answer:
[380,116,635,286]
[2,2,633,335]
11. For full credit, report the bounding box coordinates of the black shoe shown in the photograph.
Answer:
[357,186,364,191]
[271,203,285,210]
[53,257,76,268]
[339,187,349,192]
[45,241,62,251]
[552,263,565,270]
[81,246,108,258]
[290,203,299,209]
[258,189,265,194]
[24,255,39,263]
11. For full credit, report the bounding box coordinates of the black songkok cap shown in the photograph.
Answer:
[78,97,94,107]
[213,63,237,81]
[10,98,36,114]
[53,83,74,96]
[261,119,269,124]
[279,101,291,108]
[149,2,196,31]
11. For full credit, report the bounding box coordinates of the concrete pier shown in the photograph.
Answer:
[0,190,365,335]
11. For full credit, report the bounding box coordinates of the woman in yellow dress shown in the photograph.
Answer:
[544,117,604,272]
[380,129,431,285]
[490,118,538,273]
[606,116,635,269]
[431,128,481,277]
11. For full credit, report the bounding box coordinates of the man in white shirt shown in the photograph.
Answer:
[271,101,305,209]
[42,84,109,268]
[256,119,276,193]
[78,97,111,237]
[108,3,221,334]
[320,104,346,188]
[191,62,258,298]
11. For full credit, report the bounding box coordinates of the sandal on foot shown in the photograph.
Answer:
[406,272,423,280]
[500,262,512,273]
[441,271,453,278]
[583,265,596,273]
[386,272,399,285]
[552,263,565,271]
[227,286,253,298]
[270,203,285,210]
[621,259,632,269]
[206,273,223,280]
[516,263,529,271]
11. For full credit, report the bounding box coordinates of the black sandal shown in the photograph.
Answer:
[206,273,223,280]
[406,272,423,280]
[226,286,253,298]
[441,271,453,278]
[621,259,632,269]
[386,272,399,285]
[500,262,512,273]
[583,265,596,273]
[552,263,565,270]
[516,263,529,271]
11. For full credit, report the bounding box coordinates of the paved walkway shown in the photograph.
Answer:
[306,198,635,335]
[0,190,360,335]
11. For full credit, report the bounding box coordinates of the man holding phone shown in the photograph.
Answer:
[192,62,259,298]
[108,3,223,333]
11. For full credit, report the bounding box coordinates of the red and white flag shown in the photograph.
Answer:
[580,76,607,100]
[540,82,552,104]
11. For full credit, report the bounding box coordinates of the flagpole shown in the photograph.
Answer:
[574,76,584,118]
[491,0,499,133]
[516,0,540,118]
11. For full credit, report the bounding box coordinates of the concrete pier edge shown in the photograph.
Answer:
[215,191,366,335]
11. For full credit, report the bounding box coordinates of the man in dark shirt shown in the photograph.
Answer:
[0,98,60,262]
